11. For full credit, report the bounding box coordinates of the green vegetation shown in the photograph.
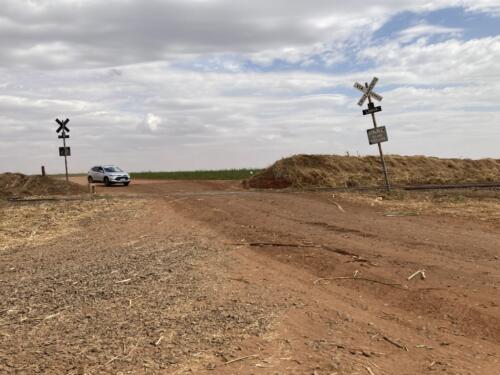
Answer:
[50,173,86,177]
[130,169,261,180]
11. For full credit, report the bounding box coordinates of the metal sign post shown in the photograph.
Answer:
[354,77,391,192]
[55,118,70,181]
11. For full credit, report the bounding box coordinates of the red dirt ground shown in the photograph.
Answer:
[1,178,499,374]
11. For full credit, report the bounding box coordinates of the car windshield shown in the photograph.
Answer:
[104,166,123,173]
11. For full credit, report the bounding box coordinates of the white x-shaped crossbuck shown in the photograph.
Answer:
[354,77,383,107]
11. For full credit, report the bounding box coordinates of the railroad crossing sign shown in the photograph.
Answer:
[55,118,71,181]
[56,118,70,133]
[353,77,391,191]
[354,77,383,107]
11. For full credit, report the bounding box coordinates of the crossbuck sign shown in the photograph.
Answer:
[354,77,383,107]
[353,77,391,191]
[55,118,71,181]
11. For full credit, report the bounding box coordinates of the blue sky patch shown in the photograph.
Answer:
[374,7,500,42]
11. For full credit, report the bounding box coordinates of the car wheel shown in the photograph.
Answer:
[87,176,93,183]
[124,182,130,186]
[104,177,111,186]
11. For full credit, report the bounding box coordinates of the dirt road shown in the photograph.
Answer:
[1,179,499,374]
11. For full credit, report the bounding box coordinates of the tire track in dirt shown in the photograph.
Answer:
[169,189,500,374]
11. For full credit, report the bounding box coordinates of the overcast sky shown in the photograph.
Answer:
[1,0,499,174]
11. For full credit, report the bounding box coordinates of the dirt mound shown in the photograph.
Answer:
[0,173,86,198]
[244,154,500,189]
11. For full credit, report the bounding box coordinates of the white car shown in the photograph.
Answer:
[87,165,131,186]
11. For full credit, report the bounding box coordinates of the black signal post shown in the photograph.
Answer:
[55,118,70,181]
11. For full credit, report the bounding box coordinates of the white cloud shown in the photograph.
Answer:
[0,1,499,173]
[0,0,489,69]
[146,113,163,132]
[462,0,500,15]
[359,36,500,85]
[397,22,463,42]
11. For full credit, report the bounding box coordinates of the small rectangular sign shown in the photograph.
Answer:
[58,134,70,139]
[363,106,382,115]
[59,147,71,156]
[367,126,388,145]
